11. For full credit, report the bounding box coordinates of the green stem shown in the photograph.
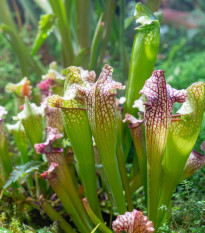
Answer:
[12,0,23,34]
[157,156,188,228]
[35,172,40,198]
[0,0,44,77]
[120,0,129,78]
[0,144,12,181]
[76,0,90,50]
[96,163,111,196]
[98,0,116,70]
[0,0,18,32]
[116,144,133,211]
[75,0,91,68]
[49,177,90,233]
[83,198,113,233]
[157,178,174,228]
[20,0,38,26]
[0,122,13,181]
[103,159,127,214]
[123,16,160,161]
[47,154,94,231]
[65,0,75,23]
[89,14,104,70]
[130,152,140,178]
[39,196,76,233]
[147,159,161,225]
[62,109,103,220]
[0,24,44,77]
[49,0,74,66]
[129,172,142,194]
[131,124,147,200]
[78,162,102,218]
[26,175,34,196]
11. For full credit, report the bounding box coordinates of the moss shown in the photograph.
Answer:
[0,198,60,233]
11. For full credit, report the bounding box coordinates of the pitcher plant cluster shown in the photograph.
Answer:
[0,3,205,233]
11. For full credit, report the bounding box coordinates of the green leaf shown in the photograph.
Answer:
[19,0,38,26]
[7,121,29,164]
[0,24,44,77]
[139,70,187,225]
[91,224,100,233]
[83,198,112,233]
[123,3,160,161]
[98,0,116,70]
[48,67,103,220]
[36,228,52,233]
[32,13,57,55]
[3,161,43,189]
[73,48,90,67]
[16,97,44,150]
[125,16,134,29]
[0,0,17,32]
[32,0,52,13]
[48,0,74,66]
[0,227,12,233]
[89,14,104,70]
[158,82,205,226]
[81,65,127,214]
[0,106,13,180]
[123,114,147,197]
